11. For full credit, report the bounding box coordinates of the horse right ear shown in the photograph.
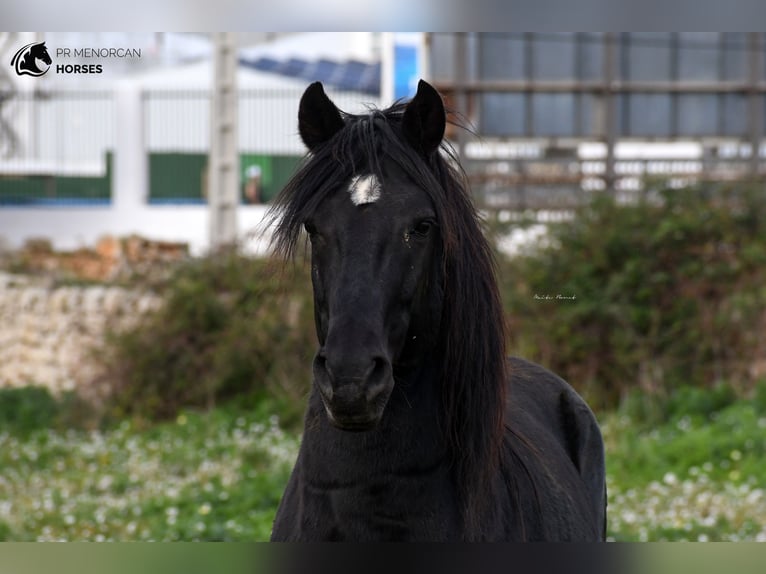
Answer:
[402,79,446,157]
[298,82,345,151]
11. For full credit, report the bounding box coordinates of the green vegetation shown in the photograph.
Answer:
[0,387,61,436]
[1,385,765,541]
[98,251,315,427]
[499,185,766,409]
[0,400,298,541]
[4,184,766,541]
[0,387,95,437]
[605,385,766,541]
[94,184,766,422]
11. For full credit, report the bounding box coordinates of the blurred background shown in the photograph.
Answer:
[0,32,765,542]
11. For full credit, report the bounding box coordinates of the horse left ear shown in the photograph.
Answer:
[402,80,446,156]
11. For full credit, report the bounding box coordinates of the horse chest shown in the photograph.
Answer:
[298,471,460,541]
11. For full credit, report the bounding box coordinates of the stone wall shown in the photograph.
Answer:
[12,235,189,282]
[0,272,161,397]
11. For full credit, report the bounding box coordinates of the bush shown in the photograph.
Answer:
[0,387,59,435]
[98,250,316,424]
[0,387,95,435]
[618,383,739,429]
[500,185,766,410]
[95,184,766,420]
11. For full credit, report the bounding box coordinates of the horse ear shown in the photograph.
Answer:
[402,80,446,156]
[298,82,345,151]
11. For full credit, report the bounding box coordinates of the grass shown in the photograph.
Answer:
[1,386,765,541]
[604,387,766,541]
[0,402,299,541]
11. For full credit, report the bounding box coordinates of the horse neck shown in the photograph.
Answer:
[301,354,449,475]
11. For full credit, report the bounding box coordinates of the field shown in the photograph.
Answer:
[604,387,766,541]
[1,386,765,541]
[0,401,298,541]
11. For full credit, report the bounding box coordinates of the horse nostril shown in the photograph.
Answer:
[313,353,334,400]
[315,349,391,399]
[370,357,387,379]
[315,353,327,373]
[365,357,392,402]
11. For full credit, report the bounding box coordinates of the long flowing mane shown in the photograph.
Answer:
[268,102,508,537]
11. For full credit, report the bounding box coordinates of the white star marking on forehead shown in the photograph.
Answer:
[348,174,381,206]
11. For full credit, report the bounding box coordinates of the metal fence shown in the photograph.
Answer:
[143,87,379,154]
[0,91,114,205]
[142,87,380,203]
[6,49,766,211]
[430,33,766,209]
[0,87,380,205]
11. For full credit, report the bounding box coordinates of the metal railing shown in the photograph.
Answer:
[142,87,380,204]
[0,87,381,205]
[0,90,114,205]
[430,33,766,209]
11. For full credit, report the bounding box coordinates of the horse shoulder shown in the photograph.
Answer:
[270,462,301,541]
[506,356,607,538]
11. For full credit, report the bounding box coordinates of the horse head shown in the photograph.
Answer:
[295,81,447,431]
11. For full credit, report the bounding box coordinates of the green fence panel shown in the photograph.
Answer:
[148,153,208,203]
[147,152,302,204]
[0,152,112,205]
[266,156,302,203]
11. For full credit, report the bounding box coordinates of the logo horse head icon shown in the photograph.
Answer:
[11,41,52,77]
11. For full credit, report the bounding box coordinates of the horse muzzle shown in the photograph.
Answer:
[313,351,394,431]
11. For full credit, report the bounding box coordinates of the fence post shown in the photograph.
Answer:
[748,33,762,178]
[114,82,147,210]
[603,33,617,193]
[453,32,469,158]
[208,32,239,250]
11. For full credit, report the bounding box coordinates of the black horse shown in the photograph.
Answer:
[268,80,606,541]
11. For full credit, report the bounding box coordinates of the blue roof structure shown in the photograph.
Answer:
[239,56,381,95]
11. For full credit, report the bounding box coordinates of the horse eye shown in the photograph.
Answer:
[303,222,318,236]
[412,220,435,237]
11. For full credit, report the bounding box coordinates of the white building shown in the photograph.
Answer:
[0,33,382,255]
